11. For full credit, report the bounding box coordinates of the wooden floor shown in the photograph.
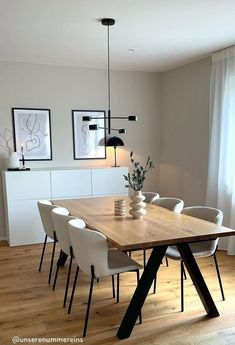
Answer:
[0,241,235,345]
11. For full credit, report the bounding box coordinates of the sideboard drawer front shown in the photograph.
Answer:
[92,167,128,196]
[51,169,92,198]
[7,199,46,246]
[5,171,51,201]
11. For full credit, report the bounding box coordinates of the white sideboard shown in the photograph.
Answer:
[2,167,128,246]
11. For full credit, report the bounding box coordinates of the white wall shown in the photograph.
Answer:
[159,57,212,206]
[0,61,161,238]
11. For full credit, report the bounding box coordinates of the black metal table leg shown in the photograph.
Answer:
[176,243,219,317]
[116,245,167,339]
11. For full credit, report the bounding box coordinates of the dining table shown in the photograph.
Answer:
[53,196,235,339]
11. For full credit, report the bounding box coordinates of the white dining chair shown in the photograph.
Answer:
[151,197,184,293]
[68,218,143,337]
[37,200,59,284]
[142,192,160,204]
[152,197,184,213]
[51,207,86,308]
[165,206,225,312]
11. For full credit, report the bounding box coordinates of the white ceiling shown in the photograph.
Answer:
[1,0,235,72]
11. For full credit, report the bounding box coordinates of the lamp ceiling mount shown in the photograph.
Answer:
[101,18,115,26]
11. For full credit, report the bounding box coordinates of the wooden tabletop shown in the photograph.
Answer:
[53,196,235,251]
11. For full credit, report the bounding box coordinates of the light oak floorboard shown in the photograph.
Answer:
[0,242,235,345]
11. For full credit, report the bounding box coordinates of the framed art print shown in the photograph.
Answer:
[72,110,106,160]
[12,108,52,160]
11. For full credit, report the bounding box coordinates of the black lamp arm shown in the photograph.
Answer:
[89,125,126,134]
[83,115,137,121]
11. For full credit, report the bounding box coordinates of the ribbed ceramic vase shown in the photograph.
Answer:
[129,191,147,219]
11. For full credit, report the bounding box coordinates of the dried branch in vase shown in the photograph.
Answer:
[0,129,14,154]
[123,151,154,191]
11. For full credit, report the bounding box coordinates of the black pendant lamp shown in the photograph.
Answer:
[82,18,137,134]
[106,136,124,167]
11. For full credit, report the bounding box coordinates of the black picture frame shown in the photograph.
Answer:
[72,109,106,160]
[12,107,52,161]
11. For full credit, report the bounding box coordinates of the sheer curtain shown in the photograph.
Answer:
[206,46,235,255]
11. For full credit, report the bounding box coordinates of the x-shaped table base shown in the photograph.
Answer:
[116,243,219,339]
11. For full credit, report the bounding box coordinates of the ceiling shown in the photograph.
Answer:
[1,0,235,72]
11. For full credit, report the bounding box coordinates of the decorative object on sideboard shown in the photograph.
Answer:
[72,110,106,160]
[124,152,154,219]
[82,18,137,134]
[19,143,30,170]
[114,199,126,216]
[8,152,20,170]
[0,128,20,169]
[12,108,52,161]
[106,136,124,167]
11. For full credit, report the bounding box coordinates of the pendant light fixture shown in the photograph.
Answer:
[82,18,137,134]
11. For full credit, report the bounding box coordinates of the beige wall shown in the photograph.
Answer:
[159,57,212,206]
[0,61,161,239]
[0,57,213,239]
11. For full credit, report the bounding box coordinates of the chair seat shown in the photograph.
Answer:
[166,244,213,260]
[104,249,142,277]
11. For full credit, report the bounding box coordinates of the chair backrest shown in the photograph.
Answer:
[37,200,59,239]
[181,206,223,255]
[152,197,184,213]
[142,192,160,204]
[68,219,109,278]
[51,207,86,256]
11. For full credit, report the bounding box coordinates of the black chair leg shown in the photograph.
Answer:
[117,273,120,303]
[63,255,73,308]
[112,275,115,298]
[213,252,225,301]
[165,256,169,267]
[48,239,56,284]
[83,266,95,338]
[143,250,146,267]
[52,250,62,290]
[136,270,142,324]
[38,234,47,271]
[180,260,184,312]
[181,261,187,280]
[68,266,79,314]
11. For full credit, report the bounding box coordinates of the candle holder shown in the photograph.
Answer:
[21,152,25,169]
[114,199,126,216]
[19,144,30,170]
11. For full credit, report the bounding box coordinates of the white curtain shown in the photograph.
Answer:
[206,46,235,255]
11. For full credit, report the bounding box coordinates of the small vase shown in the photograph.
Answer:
[129,191,147,219]
[7,152,20,169]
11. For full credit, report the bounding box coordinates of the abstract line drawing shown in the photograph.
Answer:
[12,108,52,161]
[22,113,41,152]
[72,110,106,160]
